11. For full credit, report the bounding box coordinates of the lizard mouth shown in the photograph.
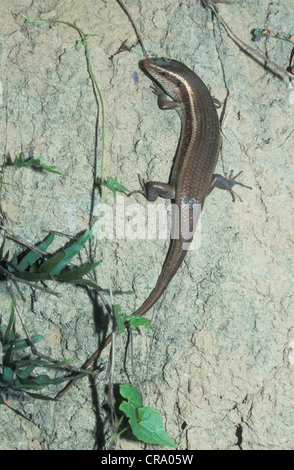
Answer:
[138,58,149,73]
[139,58,168,89]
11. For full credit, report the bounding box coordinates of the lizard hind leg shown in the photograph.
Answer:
[130,174,175,202]
[128,174,148,198]
[208,170,252,202]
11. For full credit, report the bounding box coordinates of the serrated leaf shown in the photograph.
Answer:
[3,343,14,365]
[0,366,14,386]
[121,314,151,334]
[7,252,19,272]
[17,233,55,271]
[3,301,16,344]
[12,154,61,175]
[37,250,65,274]
[51,230,93,275]
[2,335,43,353]
[16,365,35,380]
[24,391,56,401]
[13,372,86,391]
[13,271,54,281]
[112,290,135,296]
[68,278,106,291]
[128,316,151,333]
[56,260,101,281]
[14,358,73,369]
[13,358,55,368]
[106,177,132,198]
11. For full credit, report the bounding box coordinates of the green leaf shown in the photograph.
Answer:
[15,365,35,380]
[3,301,16,344]
[3,343,14,366]
[121,314,151,334]
[128,316,151,333]
[12,372,86,391]
[2,335,43,353]
[38,161,61,175]
[112,290,135,296]
[12,374,56,391]
[16,233,55,271]
[119,384,177,448]
[68,278,106,291]
[119,384,142,420]
[0,366,14,387]
[50,230,93,275]
[105,177,132,198]
[24,391,56,401]
[11,153,61,174]
[11,152,25,166]
[0,235,5,263]
[13,271,54,281]
[119,383,142,408]
[130,406,178,448]
[34,374,54,385]
[13,358,73,369]
[119,400,138,421]
[76,40,83,51]
[56,260,101,281]
[113,304,125,335]
[37,250,65,274]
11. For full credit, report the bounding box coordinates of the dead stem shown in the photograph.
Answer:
[0,226,51,257]
[205,1,294,80]
[116,0,149,58]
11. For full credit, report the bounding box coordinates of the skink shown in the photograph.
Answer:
[56,57,249,398]
[131,57,248,318]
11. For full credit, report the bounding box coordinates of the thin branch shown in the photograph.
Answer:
[116,0,149,58]
[0,226,50,257]
[205,2,294,80]
[6,280,37,353]
[0,266,62,297]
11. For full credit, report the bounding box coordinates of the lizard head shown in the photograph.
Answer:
[139,57,194,102]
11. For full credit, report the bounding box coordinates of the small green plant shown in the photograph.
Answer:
[104,177,132,198]
[117,311,151,335]
[116,384,178,448]
[0,302,86,419]
[0,229,108,367]
[1,230,101,287]
[11,152,61,175]
[0,229,135,298]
